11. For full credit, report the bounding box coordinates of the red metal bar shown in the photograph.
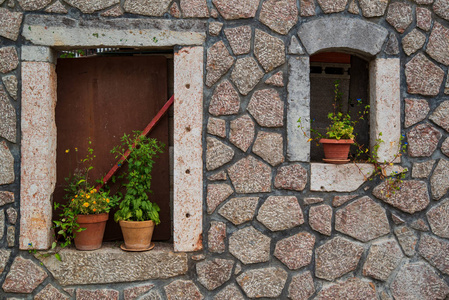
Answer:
[95,95,174,191]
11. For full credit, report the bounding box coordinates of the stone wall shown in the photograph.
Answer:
[0,0,449,299]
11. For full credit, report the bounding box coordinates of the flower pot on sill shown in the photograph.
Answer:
[319,138,354,163]
[119,220,155,251]
[74,213,109,251]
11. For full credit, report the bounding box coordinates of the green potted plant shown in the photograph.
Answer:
[54,141,119,252]
[298,80,368,163]
[111,131,165,251]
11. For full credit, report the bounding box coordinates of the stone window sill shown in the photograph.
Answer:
[35,242,188,286]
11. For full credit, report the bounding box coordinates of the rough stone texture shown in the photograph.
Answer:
[164,280,203,300]
[315,278,377,300]
[412,160,435,178]
[7,225,14,247]
[206,137,234,171]
[434,0,449,21]
[206,183,234,214]
[207,117,226,138]
[35,284,70,300]
[213,284,245,300]
[209,22,223,36]
[373,180,429,213]
[44,1,69,13]
[0,210,4,240]
[417,7,432,31]
[173,47,204,252]
[274,232,315,269]
[180,0,209,18]
[259,0,298,35]
[231,57,264,96]
[427,198,449,238]
[17,0,52,10]
[38,244,187,285]
[206,42,234,87]
[427,22,449,66]
[2,75,18,100]
[254,30,285,73]
[169,2,181,18]
[265,71,284,87]
[0,8,22,41]
[348,0,359,14]
[405,53,444,96]
[229,114,255,152]
[407,123,441,157]
[124,284,154,300]
[430,159,449,200]
[310,163,374,192]
[0,249,11,273]
[2,256,48,293]
[64,0,119,13]
[0,47,18,74]
[335,196,389,242]
[386,2,412,33]
[76,289,119,300]
[0,141,14,185]
[300,0,316,16]
[228,156,272,193]
[443,138,449,157]
[123,0,171,16]
[394,226,418,257]
[218,197,258,225]
[0,191,14,206]
[247,89,284,127]
[362,239,403,281]
[257,196,304,231]
[384,32,400,55]
[209,80,240,116]
[100,5,123,16]
[332,195,357,207]
[288,271,315,300]
[446,75,449,95]
[404,98,429,128]
[208,221,226,253]
[210,7,219,18]
[309,205,332,236]
[419,234,449,275]
[391,213,405,225]
[315,237,364,281]
[317,0,348,13]
[274,164,307,191]
[304,197,324,205]
[298,16,387,56]
[224,26,251,55]
[410,218,429,231]
[402,29,426,56]
[252,131,284,166]
[236,267,287,298]
[140,290,162,300]
[391,262,449,300]
[196,259,234,291]
[229,226,270,264]
[212,0,259,19]
[430,101,449,133]
[22,46,56,63]
[359,0,388,17]
[0,87,15,143]
[288,36,305,55]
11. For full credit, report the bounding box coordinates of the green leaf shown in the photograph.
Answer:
[55,253,61,261]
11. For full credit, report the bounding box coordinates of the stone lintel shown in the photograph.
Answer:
[173,47,203,252]
[36,243,188,285]
[310,163,374,192]
[297,16,388,57]
[20,61,57,250]
[287,56,310,162]
[21,46,56,64]
[369,58,401,163]
[22,15,206,48]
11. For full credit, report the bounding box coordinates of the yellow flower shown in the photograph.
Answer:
[307,138,313,143]
[93,201,96,204]
[389,162,393,166]
[93,208,96,212]
[86,195,90,199]
[75,195,78,198]
[83,202,89,207]
[65,149,69,153]
[71,199,74,202]
[106,198,110,203]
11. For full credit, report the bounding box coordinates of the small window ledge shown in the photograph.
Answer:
[35,243,188,286]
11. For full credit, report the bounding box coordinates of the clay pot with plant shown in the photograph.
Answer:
[111,131,165,251]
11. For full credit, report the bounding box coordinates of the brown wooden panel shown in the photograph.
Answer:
[55,56,170,241]
[310,52,351,64]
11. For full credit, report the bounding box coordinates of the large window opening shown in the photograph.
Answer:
[309,52,370,162]
[54,49,174,242]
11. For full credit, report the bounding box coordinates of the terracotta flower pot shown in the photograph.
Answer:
[319,138,354,162]
[74,213,109,251]
[119,220,155,251]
